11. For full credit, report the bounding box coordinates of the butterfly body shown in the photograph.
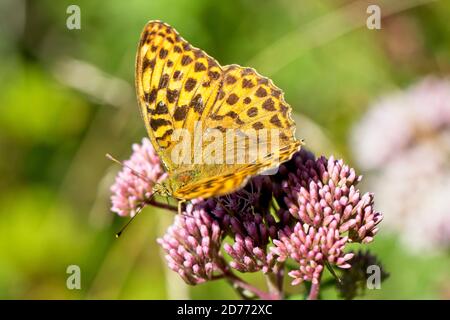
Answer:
[136,20,302,201]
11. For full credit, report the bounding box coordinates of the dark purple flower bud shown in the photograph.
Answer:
[337,250,389,300]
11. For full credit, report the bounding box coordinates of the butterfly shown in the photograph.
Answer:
[135,20,302,202]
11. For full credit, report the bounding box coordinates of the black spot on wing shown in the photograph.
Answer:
[174,105,188,121]
[153,101,169,115]
[156,129,174,141]
[150,118,171,131]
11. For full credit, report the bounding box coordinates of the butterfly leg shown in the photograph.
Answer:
[178,199,186,215]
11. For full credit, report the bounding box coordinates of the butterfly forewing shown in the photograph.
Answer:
[136,21,223,171]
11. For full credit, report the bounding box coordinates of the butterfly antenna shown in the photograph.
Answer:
[106,153,152,183]
[115,206,144,238]
[115,192,159,238]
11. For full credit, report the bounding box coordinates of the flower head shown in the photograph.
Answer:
[110,140,383,293]
[351,77,450,252]
[274,223,354,285]
[157,201,224,285]
[110,138,166,217]
[271,150,382,285]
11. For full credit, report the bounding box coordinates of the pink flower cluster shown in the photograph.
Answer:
[270,151,382,285]
[110,140,383,291]
[157,201,224,285]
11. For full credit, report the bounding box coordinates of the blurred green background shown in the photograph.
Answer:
[0,0,449,299]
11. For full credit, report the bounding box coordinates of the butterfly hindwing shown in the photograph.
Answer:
[204,65,298,165]
[173,141,302,199]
